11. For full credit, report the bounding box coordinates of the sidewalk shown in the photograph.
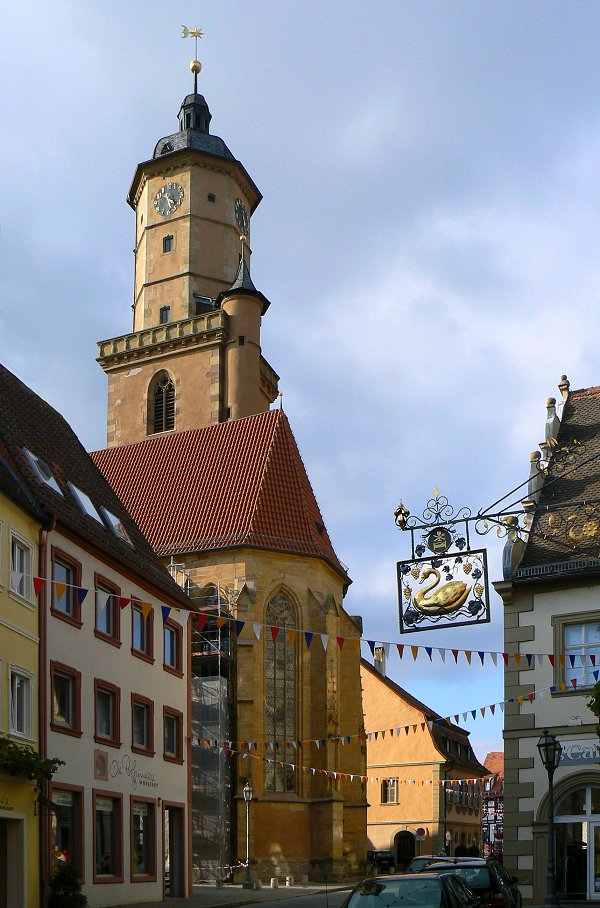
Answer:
[123,881,354,908]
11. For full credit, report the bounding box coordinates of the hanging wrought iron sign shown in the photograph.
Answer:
[395,488,492,634]
[397,548,490,633]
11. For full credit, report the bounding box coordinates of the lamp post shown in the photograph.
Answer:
[242,781,253,889]
[537,729,563,908]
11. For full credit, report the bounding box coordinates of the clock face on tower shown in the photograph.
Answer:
[154,182,184,217]
[235,198,249,236]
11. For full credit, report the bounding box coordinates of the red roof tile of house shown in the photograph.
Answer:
[91,410,349,580]
[484,751,504,777]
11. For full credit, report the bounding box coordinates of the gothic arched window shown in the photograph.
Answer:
[264,592,297,793]
[148,372,175,435]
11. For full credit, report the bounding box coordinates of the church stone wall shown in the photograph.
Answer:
[105,342,222,446]
[166,546,367,880]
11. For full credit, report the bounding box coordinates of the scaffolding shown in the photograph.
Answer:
[191,674,231,881]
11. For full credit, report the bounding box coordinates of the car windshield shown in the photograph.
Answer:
[441,867,491,889]
[348,878,443,908]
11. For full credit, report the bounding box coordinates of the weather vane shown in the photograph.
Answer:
[182,25,204,92]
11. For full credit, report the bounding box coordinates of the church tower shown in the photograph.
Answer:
[97,60,279,447]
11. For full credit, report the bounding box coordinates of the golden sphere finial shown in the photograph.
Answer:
[190,59,202,75]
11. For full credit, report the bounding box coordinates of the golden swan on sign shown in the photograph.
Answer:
[413,567,472,615]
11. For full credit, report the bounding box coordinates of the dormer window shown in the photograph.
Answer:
[100,507,133,546]
[68,483,103,523]
[22,448,63,495]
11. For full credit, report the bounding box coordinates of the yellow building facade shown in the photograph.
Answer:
[0,466,46,908]
[361,658,488,869]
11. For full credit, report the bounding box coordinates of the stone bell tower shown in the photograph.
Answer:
[97,59,279,448]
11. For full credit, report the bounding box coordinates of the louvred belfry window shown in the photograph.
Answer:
[264,593,297,793]
[152,374,175,434]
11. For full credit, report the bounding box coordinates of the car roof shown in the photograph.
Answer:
[427,861,488,867]
[370,873,443,881]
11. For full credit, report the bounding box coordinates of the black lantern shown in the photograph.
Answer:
[536,730,562,908]
[242,782,253,889]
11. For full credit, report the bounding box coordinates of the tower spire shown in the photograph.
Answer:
[181,25,204,93]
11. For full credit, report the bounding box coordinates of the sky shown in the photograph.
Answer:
[4,0,600,762]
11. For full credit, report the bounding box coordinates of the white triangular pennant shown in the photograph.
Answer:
[320,633,329,650]
[253,623,262,639]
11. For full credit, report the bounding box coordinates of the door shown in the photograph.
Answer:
[590,822,600,898]
[164,805,185,898]
[0,818,24,908]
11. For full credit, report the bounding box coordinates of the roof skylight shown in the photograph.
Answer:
[68,483,103,524]
[22,448,63,496]
[100,507,133,546]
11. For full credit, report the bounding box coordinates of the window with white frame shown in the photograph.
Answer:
[10,533,32,601]
[9,666,33,738]
[553,613,600,690]
[381,777,399,804]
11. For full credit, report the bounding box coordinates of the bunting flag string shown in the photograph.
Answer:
[193,739,499,787]
[11,570,600,707]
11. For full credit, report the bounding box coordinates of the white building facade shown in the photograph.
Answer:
[497,379,600,904]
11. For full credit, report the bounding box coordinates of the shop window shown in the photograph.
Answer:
[163,707,183,763]
[131,798,156,879]
[50,662,82,737]
[50,786,84,876]
[94,679,121,747]
[94,792,123,881]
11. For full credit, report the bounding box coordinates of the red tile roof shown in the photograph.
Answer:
[483,751,504,777]
[91,410,348,579]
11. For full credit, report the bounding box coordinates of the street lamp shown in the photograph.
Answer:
[242,781,253,889]
[537,729,563,908]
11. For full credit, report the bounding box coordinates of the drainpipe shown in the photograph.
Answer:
[443,759,454,856]
[39,519,54,908]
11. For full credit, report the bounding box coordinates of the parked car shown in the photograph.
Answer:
[342,872,482,908]
[418,860,521,908]
[407,855,480,873]
[367,850,396,874]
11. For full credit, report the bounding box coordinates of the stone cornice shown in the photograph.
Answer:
[97,311,227,370]
[129,153,261,212]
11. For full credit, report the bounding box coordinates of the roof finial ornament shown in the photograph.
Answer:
[277,391,283,411]
[182,25,204,94]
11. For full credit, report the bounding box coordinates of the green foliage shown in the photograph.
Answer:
[586,680,600,743]
[0,736,64,783]
[48,862,88,908]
